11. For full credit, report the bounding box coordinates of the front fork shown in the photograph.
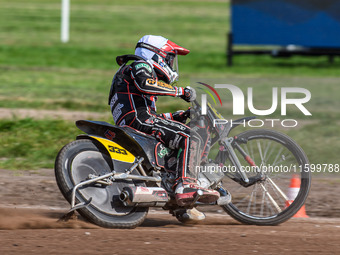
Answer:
[222,137,265,187]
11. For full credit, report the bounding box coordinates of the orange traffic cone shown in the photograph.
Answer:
[286,174,309,218]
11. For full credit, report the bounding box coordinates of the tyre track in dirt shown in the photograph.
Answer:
[0,169,340,254]
[0,209,340,255]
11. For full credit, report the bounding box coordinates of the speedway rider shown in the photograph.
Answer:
[109,35,220,214]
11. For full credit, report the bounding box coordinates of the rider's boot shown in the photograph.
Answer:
[175,207,206,223]
[175,178,220,207]
[215,186,232,205]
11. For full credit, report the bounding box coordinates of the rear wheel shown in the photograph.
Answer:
[220,129,311,225]
[55,139,148,228]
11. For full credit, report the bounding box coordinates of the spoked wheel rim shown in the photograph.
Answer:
[222,131,310,220]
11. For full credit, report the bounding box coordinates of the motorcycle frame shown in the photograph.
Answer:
[66,101,262,213]
[192,100,262,185]
[67,156,161,213]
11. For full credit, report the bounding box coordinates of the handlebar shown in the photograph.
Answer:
[182,107,192,119]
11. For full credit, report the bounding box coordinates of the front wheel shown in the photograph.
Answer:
[220,129,311,225]
[55,139,148,228]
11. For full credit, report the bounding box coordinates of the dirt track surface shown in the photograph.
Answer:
[0,169,340,255]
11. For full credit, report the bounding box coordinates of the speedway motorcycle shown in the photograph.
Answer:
[55,100,311,228]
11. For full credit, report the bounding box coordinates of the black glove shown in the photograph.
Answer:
[180,87,196,102]
[172,108,190,123]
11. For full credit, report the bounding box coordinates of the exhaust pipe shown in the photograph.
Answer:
[120,186,169,207]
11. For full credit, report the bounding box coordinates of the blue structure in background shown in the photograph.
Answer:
[227,0,340,65]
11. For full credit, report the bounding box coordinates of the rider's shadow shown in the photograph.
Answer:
[141,217,182,228]
[140,214,241,228]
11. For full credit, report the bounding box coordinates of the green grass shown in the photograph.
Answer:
[1,0,340,75]
[0,118,78,169]
[0,0,339,170]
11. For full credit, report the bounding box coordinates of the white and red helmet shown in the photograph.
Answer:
[135,35,190,84]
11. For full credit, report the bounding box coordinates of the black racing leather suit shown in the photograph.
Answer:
[108,55,201,181]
